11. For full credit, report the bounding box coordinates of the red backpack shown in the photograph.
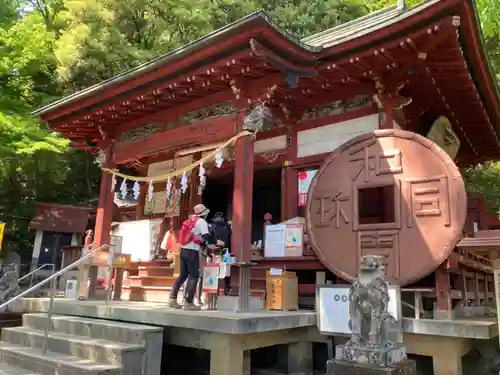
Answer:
[178,216,201,246]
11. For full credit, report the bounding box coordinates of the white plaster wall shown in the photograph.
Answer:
[71,233,78,246]
[31,230,43,267]
[296,114,379,158]
[254,135,287,154]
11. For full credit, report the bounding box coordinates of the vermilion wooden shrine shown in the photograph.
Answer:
[34,0,500,317]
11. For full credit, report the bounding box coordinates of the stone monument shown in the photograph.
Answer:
[0,264,21,312]
[327,255,416,375]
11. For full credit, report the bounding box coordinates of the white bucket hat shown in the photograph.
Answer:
[193,204,210,216]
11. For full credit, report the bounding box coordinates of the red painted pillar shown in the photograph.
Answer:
[93,151,114,248]
[89,147,115,298]
[231,118,254,263]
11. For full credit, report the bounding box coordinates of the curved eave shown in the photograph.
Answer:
[459,0,500,153]
[314,0,500,158]
[33,11,319,122]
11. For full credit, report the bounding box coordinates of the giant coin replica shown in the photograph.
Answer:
[306,130,467,286]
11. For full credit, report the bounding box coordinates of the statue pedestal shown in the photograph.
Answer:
[335,343,407,367]
[327,359,417,375]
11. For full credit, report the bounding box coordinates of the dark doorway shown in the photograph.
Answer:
[202,166,282,244]
[38,231,72,268]
[252,166,281,243]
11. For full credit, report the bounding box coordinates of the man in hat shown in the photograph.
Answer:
[169,204,215,310]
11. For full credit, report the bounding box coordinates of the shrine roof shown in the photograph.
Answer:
[304,4,419,48]
[29,203,92,234]
[33,0,500,164]
[32,11,316,119]
[31,3,426,119]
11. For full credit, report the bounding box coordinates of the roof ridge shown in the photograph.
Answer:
[301,5,399,44]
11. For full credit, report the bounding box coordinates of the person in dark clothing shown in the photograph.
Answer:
[209,212,232,295]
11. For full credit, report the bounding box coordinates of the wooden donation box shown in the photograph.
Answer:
[266,270,298,311]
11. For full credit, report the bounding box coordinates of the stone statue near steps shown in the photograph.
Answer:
[347,255,399,350]
[327,255,416,374]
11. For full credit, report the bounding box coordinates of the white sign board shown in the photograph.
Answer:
[264,224,286,257]
[203,264,220,293]
[115,219,162,262]
[316,284,402,336]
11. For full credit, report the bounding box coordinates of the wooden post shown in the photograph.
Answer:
[231,118,254,263]
[435,267,452,319]
[282,165,298,221]
[492,254,500,348]
[90,148,115,299]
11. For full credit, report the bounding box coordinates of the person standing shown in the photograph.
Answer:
[168,204,215,310]
[209,212,232,295]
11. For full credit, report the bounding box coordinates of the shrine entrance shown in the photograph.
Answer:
[203,166,281,243]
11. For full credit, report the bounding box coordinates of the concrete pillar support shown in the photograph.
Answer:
[405,333,468,375]
[210,334,250,375]
[433,354,463,375]
[288,341,313,375]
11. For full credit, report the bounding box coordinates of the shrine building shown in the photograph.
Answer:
[34,0,500,319]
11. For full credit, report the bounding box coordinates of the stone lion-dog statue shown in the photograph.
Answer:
[347,255,400,349]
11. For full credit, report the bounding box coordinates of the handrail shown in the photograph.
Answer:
[0,244,109,311]
[19,264,54,282]
[19,264,55,288]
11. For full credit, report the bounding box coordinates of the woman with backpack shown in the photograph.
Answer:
[168,204,216,310]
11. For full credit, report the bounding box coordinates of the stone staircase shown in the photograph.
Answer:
[0,313,162,375]
[122,260,266,302]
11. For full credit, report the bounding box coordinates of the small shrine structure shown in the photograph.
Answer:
[28,203,92,270]
[34,0,500,319]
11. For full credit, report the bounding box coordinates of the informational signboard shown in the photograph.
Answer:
[144,191,168,215]
[284,224,303,257]
[0,222,4,250]
[298,169,317,206]
[203,264,220,293]
[264,224,304,257]
[316,284,402,336]
[264,224,286,257]
[152,191,167,214]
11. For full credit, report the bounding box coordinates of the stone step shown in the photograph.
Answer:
[127,276,176,287]
[0,341,121,375]
[131,260,172,269]
[122,285,266,303]
[0,361,44,374]
[2,326,143,369]
[137,266,175,277]
[22,313,162,346]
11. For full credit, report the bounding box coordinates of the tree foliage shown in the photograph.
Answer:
[0,0,500,260]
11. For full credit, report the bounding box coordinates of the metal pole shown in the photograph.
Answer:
[51,263,55,287]
[28,265,34,290]
[42,269,57,354]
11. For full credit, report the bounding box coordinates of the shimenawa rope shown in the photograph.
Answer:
[101,130,252,182]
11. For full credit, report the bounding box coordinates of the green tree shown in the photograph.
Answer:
[0,5,98,259]
[53,0,370,91]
